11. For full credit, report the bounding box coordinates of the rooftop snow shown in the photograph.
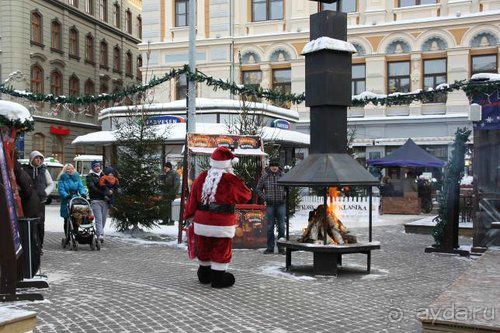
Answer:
[302,37,357,55]
[0,100,33,122]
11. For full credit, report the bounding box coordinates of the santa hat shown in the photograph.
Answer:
[210,146,239,169]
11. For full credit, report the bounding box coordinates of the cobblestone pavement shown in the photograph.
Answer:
[11,226,474,333]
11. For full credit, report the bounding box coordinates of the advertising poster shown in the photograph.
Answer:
[187,134,261,150]
[0,141,22,257]
[233,207,268,249]
[473,89,500,131]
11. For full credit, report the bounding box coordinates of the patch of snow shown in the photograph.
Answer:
[471,73,500,82]
[353,91,387,100]
[460,175,473,185]
[260,264,316,281]
[302,37,357,55]
[0,101,33,122]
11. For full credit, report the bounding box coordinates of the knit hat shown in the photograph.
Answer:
[91,160,101,169]
[269,159,281,167]
[104,166,115,175]
[164,161,173,169]
[210,146,238,169]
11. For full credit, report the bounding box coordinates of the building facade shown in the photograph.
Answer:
[139,0,499,164]
[0,0,142,164]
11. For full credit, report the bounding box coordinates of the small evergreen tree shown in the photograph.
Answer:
[112,108,167,231]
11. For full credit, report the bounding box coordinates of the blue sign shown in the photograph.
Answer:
[145,115,186,126]
[271,119,291,130]
[472,89,500,130]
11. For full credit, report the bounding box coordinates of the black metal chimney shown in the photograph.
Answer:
[279,8,378,186]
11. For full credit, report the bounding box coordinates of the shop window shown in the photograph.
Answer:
[252,0,283,22]
[387,61,410,94]
[32,133,45,156]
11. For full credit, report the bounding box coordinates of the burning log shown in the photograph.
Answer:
[299,204,357,245]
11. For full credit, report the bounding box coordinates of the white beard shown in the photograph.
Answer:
[201,168,227,204]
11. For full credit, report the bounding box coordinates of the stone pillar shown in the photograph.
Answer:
[260,64,272,90]
[365,55,386,94]
[446,49,470,113]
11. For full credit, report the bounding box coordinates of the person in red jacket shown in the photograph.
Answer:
[184,146,252,288]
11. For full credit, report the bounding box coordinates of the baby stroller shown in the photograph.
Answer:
[61,196,100,251]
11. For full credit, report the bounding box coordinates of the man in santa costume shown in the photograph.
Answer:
[184,146,252,288]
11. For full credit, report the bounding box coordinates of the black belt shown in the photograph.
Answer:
[198,203,235,214]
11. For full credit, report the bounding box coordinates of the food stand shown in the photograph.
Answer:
[184,133,268,249]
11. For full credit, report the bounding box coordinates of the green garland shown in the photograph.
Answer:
[0,116,35,132]
[431,127,471,247]
[1,64,499,107]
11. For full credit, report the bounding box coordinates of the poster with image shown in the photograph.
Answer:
[0,141,22,258]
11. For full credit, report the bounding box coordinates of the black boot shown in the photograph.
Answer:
[197,266,212,284]
[211,270,235,288]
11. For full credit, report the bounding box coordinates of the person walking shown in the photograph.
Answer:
[184,147,252,288]
[21,151,55,251]
[86,160,108,242]
[257,159,286,255]
[58,164,87,243]
[159,161,180,225]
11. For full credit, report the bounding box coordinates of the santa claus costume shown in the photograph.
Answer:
[184,146,252,288]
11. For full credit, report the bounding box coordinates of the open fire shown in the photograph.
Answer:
[298,187,358,245]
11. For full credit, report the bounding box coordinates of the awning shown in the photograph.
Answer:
[189,147,267,156]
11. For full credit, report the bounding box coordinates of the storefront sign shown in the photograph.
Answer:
[271,119,291,130]
[50,125,70,136]
[145,115,186,126]
[188,134,261,150]
[0,141,22,257]
[233,208,267,249]
[472,89,500,130]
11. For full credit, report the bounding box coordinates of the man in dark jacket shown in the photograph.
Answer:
[86,160,107,242]
[256,159,286,254]
[21,151,55,250]
[159,161,180,225]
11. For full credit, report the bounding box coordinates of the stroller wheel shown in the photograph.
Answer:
[96,238,101,251]
[61,238,67,249]
[90,236,97,251]
[72,241,79,251]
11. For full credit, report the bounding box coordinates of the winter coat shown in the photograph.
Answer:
[58,172,87,218]
[86,170,105,201]
[14,160,41,218]
[184,170,252,238]
[160,170,180,200]
[256,168,286,205]
[21,151,55,203]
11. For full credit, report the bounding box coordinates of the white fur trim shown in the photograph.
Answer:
[199,260,211,266]
[210,158,232,169]
[211,262,229,271]
[194,223,236,238]
[231,157,239,165]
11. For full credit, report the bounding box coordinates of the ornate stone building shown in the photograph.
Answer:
[139,0,499,163]
[0,0,142,163]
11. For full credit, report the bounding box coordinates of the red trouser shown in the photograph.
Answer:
[196,235,232,265]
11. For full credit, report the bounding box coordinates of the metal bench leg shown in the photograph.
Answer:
[337,254,342,266]
[286,249,292,271]
[367,251,371,273]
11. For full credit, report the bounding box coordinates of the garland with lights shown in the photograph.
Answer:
[1,64,499,108]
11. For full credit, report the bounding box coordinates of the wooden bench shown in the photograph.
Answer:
[277,239,381,276]
[0,308,36,333]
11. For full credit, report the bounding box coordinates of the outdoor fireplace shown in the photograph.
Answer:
[277,5,380,276]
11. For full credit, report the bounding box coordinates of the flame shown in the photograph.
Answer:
[327,187,340,216]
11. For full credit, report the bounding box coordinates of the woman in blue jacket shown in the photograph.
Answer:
[58,163,87,240]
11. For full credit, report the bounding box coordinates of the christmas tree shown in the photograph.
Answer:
[112,109,166,231]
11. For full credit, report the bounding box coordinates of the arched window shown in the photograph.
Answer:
[85,34,95,63]
[386,40,411,54]
[114,3,121,28]
[31,11,43,44]
[51,20,62,50]
[125,9,132,34]
[270,49,291,62]
[69,27,79,57]
[136,56,142,80]
[31,64,44,93]
[69,75,80,96]
[50,70,63,96]
[470,32,498,48]
[113,46,121,72]
[240,51,261,64]
[125,51,133,76]
[137,15,142,39]
[32,133,46,156]
[422,37,448,52]
[100,40,108,68]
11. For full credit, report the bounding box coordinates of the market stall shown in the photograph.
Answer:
[367,138,446,214]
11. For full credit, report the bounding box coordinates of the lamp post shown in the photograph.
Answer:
[187,0,197,133]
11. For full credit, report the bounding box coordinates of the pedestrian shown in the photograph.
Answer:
[86,160,108,242]
[257,159,286,255]
[159,161,180,225]
[99,166,119,206]
[21,151,55,251]
[58,163,87,243]
[184,147,252,288]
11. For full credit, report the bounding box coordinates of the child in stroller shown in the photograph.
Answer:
[62,196,100,251]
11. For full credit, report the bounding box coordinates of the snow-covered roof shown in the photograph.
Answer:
[73,155,103,162]
[471,73,500,82]
[99,98,300,122]
[0,100,33,122]
[302,37,357,55]
[18,158,63,167]
[72,122,310,146]
[189,147,267,156]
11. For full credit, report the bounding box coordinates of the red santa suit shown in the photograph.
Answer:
[184,147,252,284]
